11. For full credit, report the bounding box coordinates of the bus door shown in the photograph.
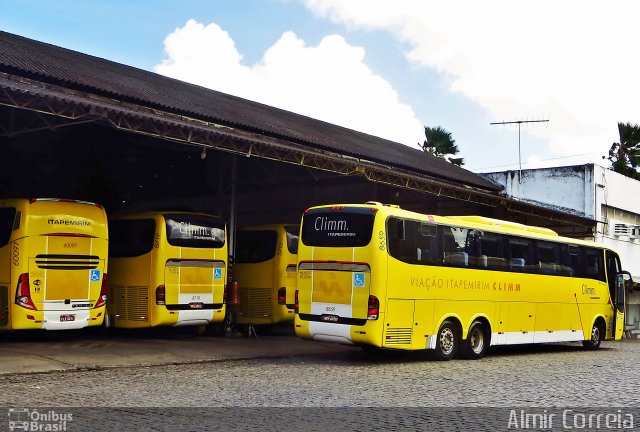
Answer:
[613,274,628,340]
[606,251,627,340]
[29,235,105,329]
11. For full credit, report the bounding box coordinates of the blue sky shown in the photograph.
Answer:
[3,0,637,172]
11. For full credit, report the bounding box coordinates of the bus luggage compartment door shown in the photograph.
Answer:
[164,259,224,325]
[299,262,370,322]
[28,254,104,330]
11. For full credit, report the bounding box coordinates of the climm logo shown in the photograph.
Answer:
[314,217,347,231]
[47,219,91,227]
[178,222,211,237]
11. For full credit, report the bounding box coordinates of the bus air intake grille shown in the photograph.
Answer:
[239,287,272,319]
[35,254,100,270]
[384,328,413,345]
[110,285,148,321]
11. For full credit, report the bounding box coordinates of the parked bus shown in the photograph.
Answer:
[294,202,630,360]
[106,212,227,328]
[234,225,299,326]
[0,198,109,330]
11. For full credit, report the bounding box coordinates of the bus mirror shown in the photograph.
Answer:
[620,272,636,291]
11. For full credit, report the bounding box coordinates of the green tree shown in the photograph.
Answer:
[607,122,640,179]
[422,126,464,166]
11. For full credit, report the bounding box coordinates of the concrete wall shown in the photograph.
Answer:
[482,165,595,218]
[594,165,640,216]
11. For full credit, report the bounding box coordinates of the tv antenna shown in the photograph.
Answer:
[490,119,549,181]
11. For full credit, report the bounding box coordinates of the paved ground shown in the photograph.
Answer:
[0,325,348,375]
[1,328,638,431]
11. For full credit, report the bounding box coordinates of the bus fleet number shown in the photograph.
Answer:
[11,243,19,266]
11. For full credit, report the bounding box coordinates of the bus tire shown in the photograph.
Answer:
[582,320,604,350]
[435,320,459,361]
[361,345,384,355]
[461,320,489,360]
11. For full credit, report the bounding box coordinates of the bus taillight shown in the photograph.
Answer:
[94,274,108,308]
[15,273,37,310]
[277,287,286,305]
[294,290,299,313]
[156,285,166,305]
[367,295,379,320]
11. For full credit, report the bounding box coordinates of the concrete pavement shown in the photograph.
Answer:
[0,325,354,375]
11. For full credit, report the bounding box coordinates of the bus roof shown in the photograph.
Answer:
[110,211,225,222]
[304,202,608,250]
[238,224,299,232]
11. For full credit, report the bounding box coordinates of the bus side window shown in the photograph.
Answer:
[537,241,560,275]
[284,227,299,255]
[387,217,416,264]
[442,226,468,267]
[417,222,438,265]
[480,232,507,270]
[558,244,577,276]
[567,244,584,277]
[0,207,16,247]
[508,237,533,272]
[465,230,487,268]
[584,248,606,282]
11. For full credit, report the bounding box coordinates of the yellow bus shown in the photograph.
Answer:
[0,198,109,330]
[106,212,227,328]
[294,202,630,360]
[234,224,299,326]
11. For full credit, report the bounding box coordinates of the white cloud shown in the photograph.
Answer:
[155,19,424,147]
[302,0,640,163]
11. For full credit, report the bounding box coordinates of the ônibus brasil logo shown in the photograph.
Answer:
[8,408,73,431]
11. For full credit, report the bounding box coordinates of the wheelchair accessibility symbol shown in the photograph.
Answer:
[214,268,223,280]
[90,269,101,282]
[353,273,365,287]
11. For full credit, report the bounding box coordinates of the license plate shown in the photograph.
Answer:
[189,302,203,309]
[60,314,75,322]
[321,314,339,323]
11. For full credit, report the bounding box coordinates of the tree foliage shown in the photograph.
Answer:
[422,126,464,166]
[607,122,640,179]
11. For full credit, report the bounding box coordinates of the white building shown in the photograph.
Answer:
[482,164,640,334]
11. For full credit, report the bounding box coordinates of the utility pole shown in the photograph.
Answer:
[490,119,549,181]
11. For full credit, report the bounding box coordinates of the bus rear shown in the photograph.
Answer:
[234,225,298,325]
[2,198,108,330]
[294,204,385,345]
[108,212,227,328]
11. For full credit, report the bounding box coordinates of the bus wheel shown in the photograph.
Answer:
[582,321,603,350]
[435,320,458,361]
[194,325,208,336]
[461,321,489,360]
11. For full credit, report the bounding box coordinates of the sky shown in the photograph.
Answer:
[2,0,638,173]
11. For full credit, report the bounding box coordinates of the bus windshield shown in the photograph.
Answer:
[165,213,225,248]
[235,230,278,263]
[109,219,155,257]
[301,207,375,247]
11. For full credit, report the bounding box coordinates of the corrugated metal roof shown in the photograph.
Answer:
[0,31,500,192]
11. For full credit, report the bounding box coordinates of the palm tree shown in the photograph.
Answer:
[422,126,464,166]
[607,122,640,179]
